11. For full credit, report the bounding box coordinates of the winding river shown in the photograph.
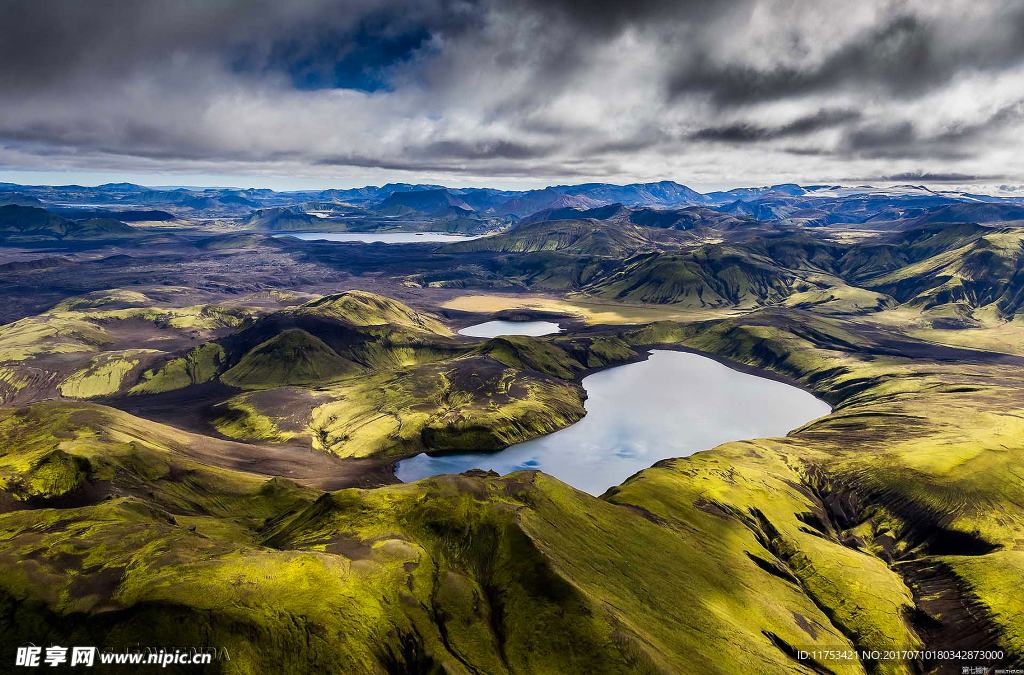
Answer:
[396,323,832,495]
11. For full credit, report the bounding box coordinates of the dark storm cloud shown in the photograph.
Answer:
[931,100,1024,143]
[313,152,612,178]
[843,121,918,153]
[0,0,1022,185]
[838,100,1024,160]
[509,0,749,36]
[691,109,861,143]
[668,9,1024,106]
[0,0,472,92]
[878,172,1003,182]
[415,139,562,161]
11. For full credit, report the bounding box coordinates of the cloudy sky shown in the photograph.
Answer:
[2,0,1023,191]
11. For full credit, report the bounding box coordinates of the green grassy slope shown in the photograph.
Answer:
[292,290,452,334]
[440,218,665,257]
[855,228,1024,319]
[221,329,360,389]
[431,220,1024,323]
[0,289,458,404]
[584,246,807,307]
[204,332,636,456]
[2,307,1022,673]
[0,293,252,404]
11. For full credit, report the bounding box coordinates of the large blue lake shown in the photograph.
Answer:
[396,348,831,495]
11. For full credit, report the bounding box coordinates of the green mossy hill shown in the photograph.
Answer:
[24,291,458,399]
[221,329,359,389]
[213,291,460,387]
[584,245,807,306]
[0,294,254,401]
[214,333,635,455]
[440,218,667,257]
[58,349,159,399]
[488,251,624,290]
[258,471,869,675]
[477,335,589,379]
[4,448,91,502]
[293,290,451,334]
[49,290,154,312]
[781,283,897,315]
[209,389,315,444]
[0,402,316,520]
[612,312,1024,664]
[474,333,635,379]
[432,221,1024,319]
[242,206,320,231]
[67,218,135,238]
[855,227,1024,318]
[0,204,74,237]
[307,357,587,457]
[130,342,226,394]
[0,403,867,675]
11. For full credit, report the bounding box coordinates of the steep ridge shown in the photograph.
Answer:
[583,245,807,306]
[440,218,669,257]
[519,203,753,231]
[852,226,1024,318]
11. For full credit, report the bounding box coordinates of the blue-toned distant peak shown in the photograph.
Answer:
[704,183,810,204]
[96,182,148,192]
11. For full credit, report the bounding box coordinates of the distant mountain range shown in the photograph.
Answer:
[3,180,1023,235]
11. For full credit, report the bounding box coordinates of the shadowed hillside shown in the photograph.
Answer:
[0,205,135,241]
[441,218,677,257]
[583,245,807,307]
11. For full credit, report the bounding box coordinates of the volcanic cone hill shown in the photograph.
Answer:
[220,329,359,388]
[243,206,321,231]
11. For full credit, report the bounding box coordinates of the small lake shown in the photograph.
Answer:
[275,232,482,244]
[458,320,562,338]
[395,350,831,495]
